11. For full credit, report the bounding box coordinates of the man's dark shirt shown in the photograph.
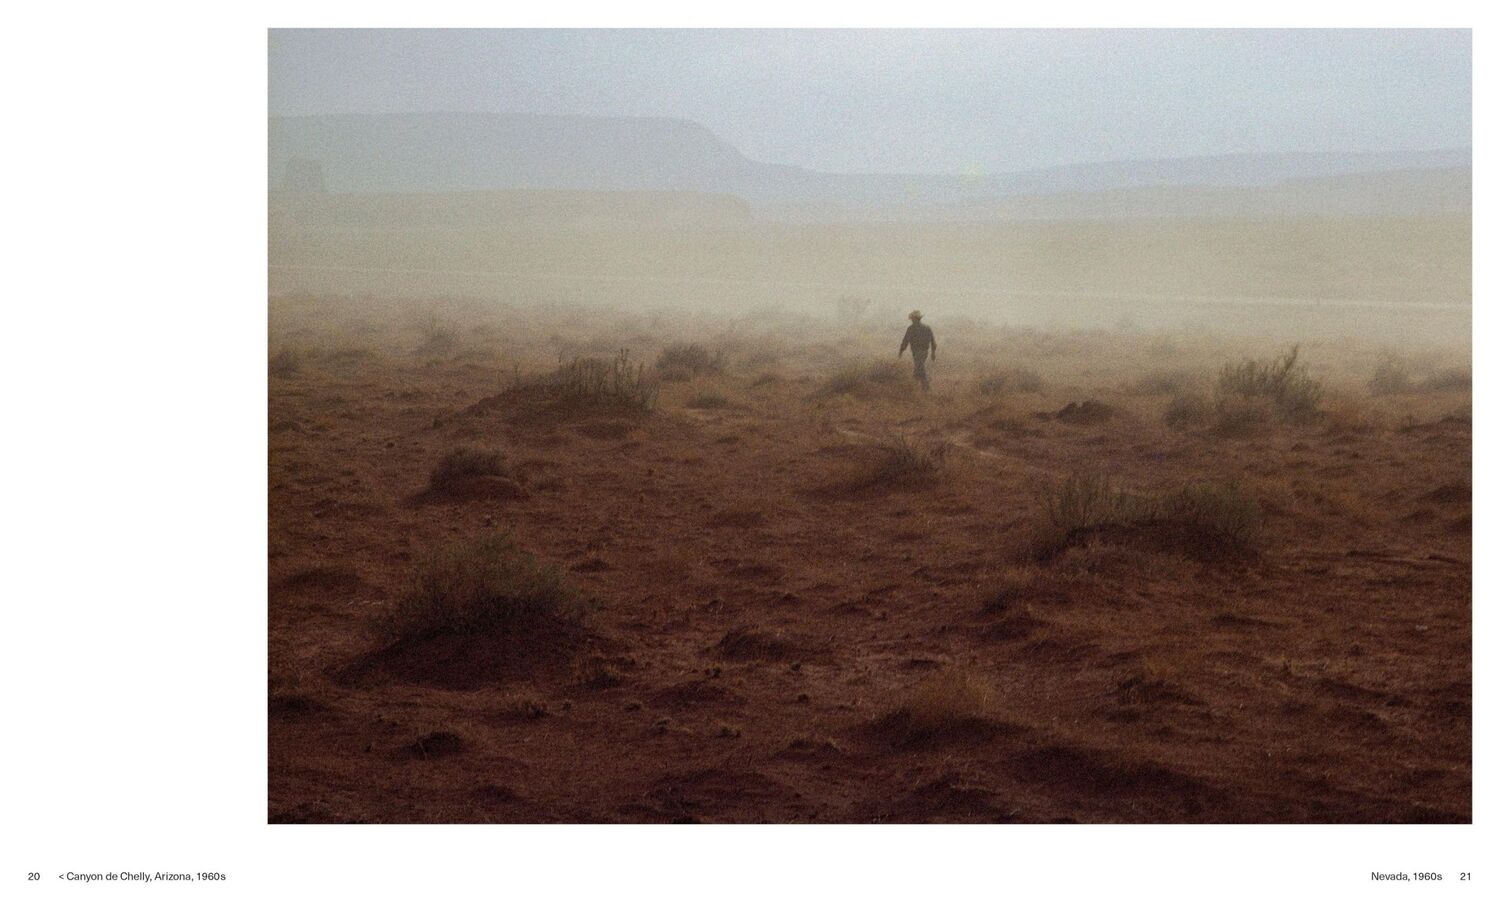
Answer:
[900,322,936,357]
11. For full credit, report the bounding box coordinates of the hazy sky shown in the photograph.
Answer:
[269,29,1470,175]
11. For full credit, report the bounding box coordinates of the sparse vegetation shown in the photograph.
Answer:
[553,350,660,412]
[1215,345,1323,420]
[868,436,949,487]
[1032,472,1263,559]
[817,359,908,397]
[381,534,585,640]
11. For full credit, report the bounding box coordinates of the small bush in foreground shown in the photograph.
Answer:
[868,436,949,487]
[382,534,585,640]
[1215,345,1322,420]
[429,447,508,490]
[1032,473,1263,559]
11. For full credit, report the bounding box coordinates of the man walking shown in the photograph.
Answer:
[898,310,937,391]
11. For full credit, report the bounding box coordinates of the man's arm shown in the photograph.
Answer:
[898,325,912,357]
[929,329,937,360]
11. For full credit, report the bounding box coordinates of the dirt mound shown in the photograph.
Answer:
[707,509,766,529]
[640,767,798,822]
[274,566,368,596]
[1420,480,1470,504]
[337,622,594,690]
[1047,519,1256,563]
[1008,744,1226,817]
[406,730,466,759]
[411,474,528,505]
[648,679,744,708]
[888,773,1021,823]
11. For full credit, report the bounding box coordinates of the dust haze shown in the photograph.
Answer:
[269,29,1470,823]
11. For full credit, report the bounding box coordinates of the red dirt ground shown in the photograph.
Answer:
[269,300,1470,823]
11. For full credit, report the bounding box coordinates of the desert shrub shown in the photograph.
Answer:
[868,436,949,487]
[817,359,909,397]
[1156,481,1263,549]
[871,670,998,747]
[1032,472,1263,558]
[269,348,302,376]
[656,343,722,380]
[1215,345,1322,420]
[381,534,584,640]
[1164,393,1213,429]
[554,350,659,412]
[1368,354,1415,395]
[1042,473,1155,534]
[429,447,507,489]
[976,367,1044,395]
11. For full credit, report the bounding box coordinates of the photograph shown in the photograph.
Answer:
[268,27,1471,824]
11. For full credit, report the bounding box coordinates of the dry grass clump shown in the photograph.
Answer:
[553,350,659,412]
[976,367,1044,395]
[868,436,949,487]
[428,447,508,489]
[656,343,723,381]
[870,670,999,747]
[1042,473,1155,532]
[1215,344,1323,421]
[269,348,302,377]
[1030,473,1263,560]
[816,359,909,397]
[1154,481,1263,548]
[380,534,585,640]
